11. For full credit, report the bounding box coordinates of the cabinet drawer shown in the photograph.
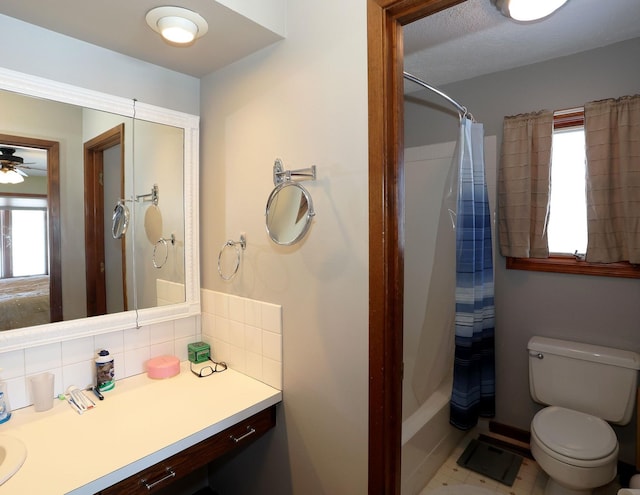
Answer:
[98,405,276,495]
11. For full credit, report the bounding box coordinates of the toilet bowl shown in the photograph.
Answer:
[531,407,618,494]
[527,338,640,495]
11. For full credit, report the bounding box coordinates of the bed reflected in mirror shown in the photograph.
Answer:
[0,87,186,331]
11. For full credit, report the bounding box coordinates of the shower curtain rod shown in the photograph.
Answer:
[403,71,469,119]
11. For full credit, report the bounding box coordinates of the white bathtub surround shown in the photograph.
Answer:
[0,316,199,410]
[200,289,282,390]
[402,379,466,495]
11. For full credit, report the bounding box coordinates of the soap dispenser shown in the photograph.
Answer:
[0,383,12,424]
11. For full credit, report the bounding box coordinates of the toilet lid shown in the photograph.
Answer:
[533,406,617,460]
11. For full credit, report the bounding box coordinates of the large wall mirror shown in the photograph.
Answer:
[0,67,200,352]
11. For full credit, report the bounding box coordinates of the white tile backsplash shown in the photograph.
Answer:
[95,331,125,355]
[213,291,229,318]
[0,291,283,411]
[124,326,150,350]
[0,315,199,410]
[201,290,282,390]
[156,279,186,306]
[262,303,283,334]
[245,299,261,328]
[150,340,175,358]
[0,350,25,379]
[25,343,62,375]
[263,330,282,362]
[150,321,175,345]
[228,320,245,348]
[124,347,150,377]
[228,295,245,322]
[61,337,95,365]
[245,325,262,354]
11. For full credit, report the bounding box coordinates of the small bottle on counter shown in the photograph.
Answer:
[96,350,115,392]
[0,389,11,424]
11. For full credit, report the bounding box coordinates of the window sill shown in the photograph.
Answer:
[506,256,640,279]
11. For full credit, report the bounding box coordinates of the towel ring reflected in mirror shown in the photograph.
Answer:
[153,234,176,269]
[265,158,317,246]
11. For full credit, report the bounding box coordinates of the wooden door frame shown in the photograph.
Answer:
[367,1,466,493]
[0,133,62,322]
[84,124,126,317]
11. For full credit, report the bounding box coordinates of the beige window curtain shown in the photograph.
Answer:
[498,110,553,258]
[585,95,640,264]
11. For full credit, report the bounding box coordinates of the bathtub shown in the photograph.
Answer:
[402,143,466,494]
[401,377,465,495]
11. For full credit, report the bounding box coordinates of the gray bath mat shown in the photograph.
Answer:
[456,438,523,486]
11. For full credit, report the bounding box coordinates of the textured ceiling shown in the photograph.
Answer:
[0,0,637,83]
[404,0,640,89]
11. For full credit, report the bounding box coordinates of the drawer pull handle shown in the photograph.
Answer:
[142,468,176,490]
[230,426,256,443]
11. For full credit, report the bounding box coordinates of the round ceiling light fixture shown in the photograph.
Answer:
[146,6,208,45]
[492,0,569,22]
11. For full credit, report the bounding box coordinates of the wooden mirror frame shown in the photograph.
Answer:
[0,133,62,324]
[367,1,466,493]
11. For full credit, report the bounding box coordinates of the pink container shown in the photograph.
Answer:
[146,355,180,379]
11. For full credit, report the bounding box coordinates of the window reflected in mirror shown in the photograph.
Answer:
[0,89,186,332]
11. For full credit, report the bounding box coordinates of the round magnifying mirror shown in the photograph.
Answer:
[111,200,130,239]
[265,182,315,245]
[144,204,163,244]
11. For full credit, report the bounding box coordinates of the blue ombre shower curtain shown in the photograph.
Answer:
[450,117,496,431]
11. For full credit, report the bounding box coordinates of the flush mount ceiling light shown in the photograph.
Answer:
[146,6,208,45]
[492,0,569,22]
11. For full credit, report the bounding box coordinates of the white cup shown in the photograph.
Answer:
[29,372,54,412]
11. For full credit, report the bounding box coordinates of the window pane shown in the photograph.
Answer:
[11,209,47,276]
[548,128,587,255]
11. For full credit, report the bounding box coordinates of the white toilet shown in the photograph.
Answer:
[528,337,640,495]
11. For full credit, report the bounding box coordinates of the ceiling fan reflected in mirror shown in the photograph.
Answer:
[0,146,43,184]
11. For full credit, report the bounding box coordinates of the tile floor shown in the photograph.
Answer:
[419,436,622,495]
[419,437,546,495]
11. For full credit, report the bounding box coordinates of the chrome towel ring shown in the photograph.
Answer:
[217,234,246,281]
[153,234,175,269]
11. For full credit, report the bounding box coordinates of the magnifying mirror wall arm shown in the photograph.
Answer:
[136,184,159,206]
[273,158,317,185]
[116,184,159,207]
[0,66,200,353]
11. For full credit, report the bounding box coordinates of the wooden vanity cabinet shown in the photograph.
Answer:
[96,405,276,495]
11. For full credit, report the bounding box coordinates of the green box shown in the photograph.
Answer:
[188,341,211,364]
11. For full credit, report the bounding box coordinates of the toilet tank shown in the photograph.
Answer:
[528,336,640,425]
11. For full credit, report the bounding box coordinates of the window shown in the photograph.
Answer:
[506,109,640,278]
[0,196,48,279]
[547,110,587,256]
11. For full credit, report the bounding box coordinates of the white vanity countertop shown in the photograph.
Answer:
[0,363,282,494]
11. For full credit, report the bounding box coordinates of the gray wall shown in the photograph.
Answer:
[0,14,200,115]
[405,37,640,463]
[0,6,370,493]
[200,1,369,493]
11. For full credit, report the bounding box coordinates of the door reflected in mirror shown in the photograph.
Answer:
[265,182,315,245]
[0,88,186,331]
